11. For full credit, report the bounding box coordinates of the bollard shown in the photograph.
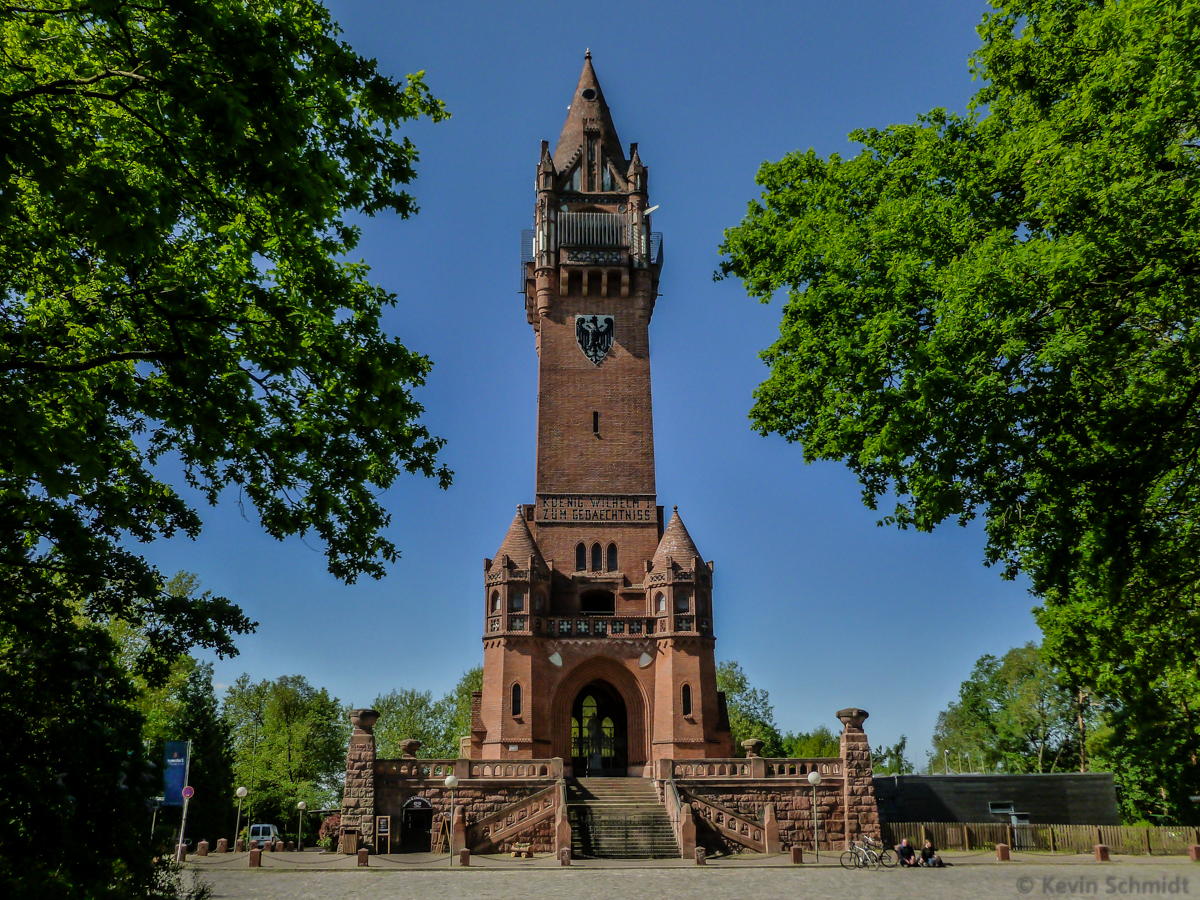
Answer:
[357,847,369,867]
[197,841,209,857]
[1189,845,1200,862]
[459,848,470,867]
[248,848,261,868]
[286,841,294,852]
[790,845,803,865]
[216,838,228,854]
[235,839,245,852]
[694,847,706,865]
[559,847,571,866]
[996,843,1011,861]
[276,839,285,852]
[174,844,187,862]
[1095,844,1110,862]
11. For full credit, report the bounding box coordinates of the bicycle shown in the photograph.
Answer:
[839,840,876,870]
[864,834,895,868]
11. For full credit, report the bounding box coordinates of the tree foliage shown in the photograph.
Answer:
[373,667,483,759]
[2,1,449,893]
[931,643,1091,775]
[223,675,347,830]
[719,0,1200,816]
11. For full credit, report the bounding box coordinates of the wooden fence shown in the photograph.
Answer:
[881,822,1200,856]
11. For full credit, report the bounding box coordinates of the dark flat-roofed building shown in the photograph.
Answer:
[874,773,1120,825]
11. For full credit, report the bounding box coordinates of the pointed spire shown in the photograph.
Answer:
[493,505,547,574]
[651,506,703,571]
[553,52,626,177]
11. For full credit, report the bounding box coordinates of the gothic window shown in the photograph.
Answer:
[534,595,543,612]
[603,165,616,191]
[682,684,692,717]
[511,683,522,717]
[575,543,586,571]
[655,592,666,613]
[675,592,690,613]
[606,543,618,572]
[491,591,500,612]
[572,717,582,757]
[569,166,581,192]
[591,542,602,571]
[587,137,597,191]
[510,590,524,612]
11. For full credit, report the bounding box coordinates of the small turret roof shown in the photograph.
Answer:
[651,506,703,571]
[553,51,627,175]
[493,507,547,574]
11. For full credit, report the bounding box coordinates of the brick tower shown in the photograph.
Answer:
[473,53,733,776]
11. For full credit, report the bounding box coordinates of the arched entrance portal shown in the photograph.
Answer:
[399,796,433,852]
[571,681,627,776]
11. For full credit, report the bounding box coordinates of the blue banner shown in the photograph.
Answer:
[163,741,189,807]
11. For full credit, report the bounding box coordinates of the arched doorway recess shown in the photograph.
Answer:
[571,681,627,776]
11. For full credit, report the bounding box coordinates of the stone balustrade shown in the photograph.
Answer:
[464,783,559,852]
[375,757,562,781]
[661,757,842,780]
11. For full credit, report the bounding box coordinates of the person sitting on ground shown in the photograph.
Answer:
[919,839,944,867]
[896,838,918,867]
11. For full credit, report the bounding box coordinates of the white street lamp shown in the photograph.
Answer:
[808,770,822,861]
[235,786,248,847]
[444,774,459,867]
[296,801,307,850]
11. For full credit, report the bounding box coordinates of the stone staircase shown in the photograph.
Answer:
[567,777,680,859]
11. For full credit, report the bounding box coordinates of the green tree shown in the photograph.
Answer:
[872,735,915,775]
[785,725,842,759]
[718,0,1200,818]
[223,675,347,831]
[932,644,1089,774]
[372,667,483,759]
[715,660,785,757]
[2,0,449,893]
[173,663,235,846]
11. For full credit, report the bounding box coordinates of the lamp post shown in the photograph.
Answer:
[808,770,822,862]
[235,787,248,845]
[296,801,306,850]
[444,775,459,867]
[944,749,950,775]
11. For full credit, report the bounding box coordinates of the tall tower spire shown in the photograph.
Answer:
[553,51,626,177]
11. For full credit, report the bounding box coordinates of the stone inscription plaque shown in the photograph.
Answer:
[536,494,657,523]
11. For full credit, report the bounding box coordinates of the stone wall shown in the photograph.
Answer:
[375,780,556,853]
[339,710,378,849]
[681,782,846,852]
[839,707,881,843]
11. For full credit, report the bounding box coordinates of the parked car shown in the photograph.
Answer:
[249,824,281,844]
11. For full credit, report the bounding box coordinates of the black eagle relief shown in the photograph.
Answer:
[575,314,615,365]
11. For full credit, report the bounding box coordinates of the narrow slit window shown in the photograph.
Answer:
[575,543,587,571]
[682,684,692,717]
[511,683,522,717]
[606,543,618,572]
[593,411,599,434]
[491,591,501,612]
[591,542,602,571]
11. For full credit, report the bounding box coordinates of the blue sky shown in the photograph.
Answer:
[143,0,1040,764]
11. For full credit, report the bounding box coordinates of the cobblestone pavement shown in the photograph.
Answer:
[190,851,1199,900]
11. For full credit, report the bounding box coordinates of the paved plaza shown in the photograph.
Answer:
[191,850,1200,900]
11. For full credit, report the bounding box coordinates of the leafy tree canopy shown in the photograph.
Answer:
[2,0,451,682]
[373,667,483,759]
[719,0,1200,809]
[222,674,347,829]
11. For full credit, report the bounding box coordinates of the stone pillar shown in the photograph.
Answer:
[838,707,880,849]
[340,708,379,852]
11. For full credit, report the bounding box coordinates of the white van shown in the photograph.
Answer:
[249,824,281,844]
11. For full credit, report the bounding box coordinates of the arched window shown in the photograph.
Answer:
[675,592,690,613]
[511,683,522,717]
[655,592,666,613]
[490,591,500,612]
[591,542,602,570]
[606,543,618,572]
[682,684,693,717]
[510,590,524,611]
[575,543,587,571]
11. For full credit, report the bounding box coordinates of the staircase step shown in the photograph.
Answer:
[567,778,679,859]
